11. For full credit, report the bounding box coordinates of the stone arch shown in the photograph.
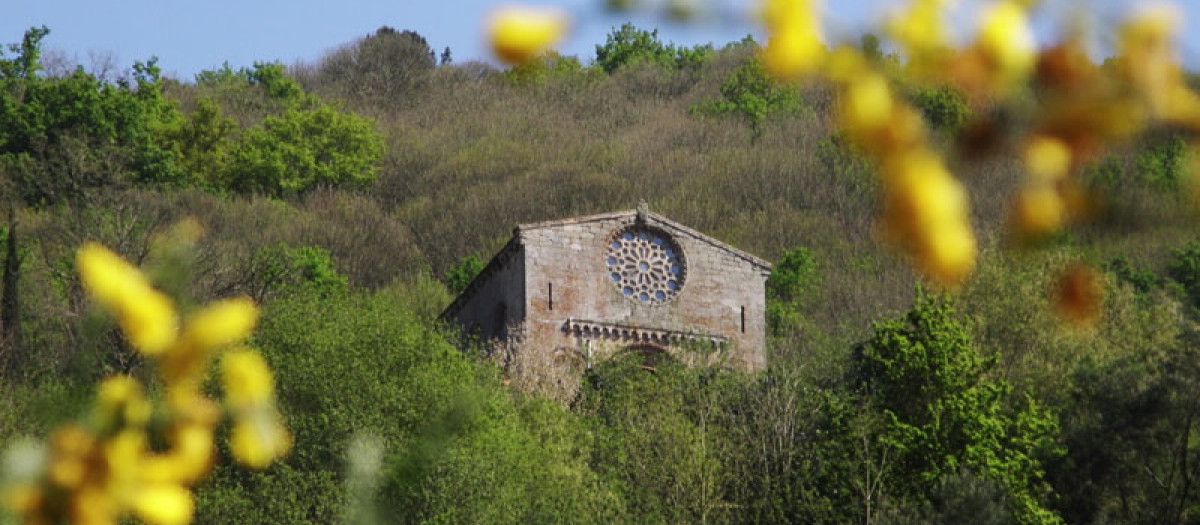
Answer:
[618,343,674,370]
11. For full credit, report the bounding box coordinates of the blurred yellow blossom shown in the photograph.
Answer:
[1015,185,1067,239]
[760,0,825,79]
[180,298,258,351]
[488,6,570,65]
[1118,2,1182,116]
[223,349,292,469]
[887,0,953,76]
[4,229,289,525]
[222,349,276,408]
[78,243,178,356]
[230,412,293,470]
[974,0,1036,90]
[130,484,194,525]
[1025,135,1072,183]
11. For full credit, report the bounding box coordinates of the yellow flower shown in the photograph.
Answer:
[881,148,977,287]
[1014,184,1067,239]
[141,424,215,485]
[887,0,952,74]
[762,27,825,80]
[222,349,276,409]
[231,410,293,469]
[2,484,42,516]
[488,6,570,65]
[73,485,118,525]
[77,243,179,356]
[1119,3,1184,117]
[95,376,153,431]
[759,0,824,79]
[842,73,895,136]
[77,243,142,307]
[974,0,1036,90]
[48,425,95,489]
[918,221,978,288]
[180,298,259,351]
[130,483,194,525]
[1024,135,1072,183]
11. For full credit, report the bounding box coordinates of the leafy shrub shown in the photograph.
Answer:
[909,84,970,132]
[1167,240,1200,310]
[692,58,806,139]
[227,105,384,196]
[444,254,485,295]
[1135,133,1189,191]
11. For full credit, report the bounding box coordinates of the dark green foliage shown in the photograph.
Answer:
[861,33,884,63]
[1104,255,1160,296]
[692,58,806,139]
[1136,133,1189,191]
[200,289,618,525]
[444,254,485,295]
[244,62,306,102]
[594,23,712,73]
[910,84,970,131]
[888,472,1017,525]
[1167,241,1200,310]
[167,97,237,189]
[0,28,187,204]
[768,246,820,303]
[1,212,19,368]
[1054,339,1200,524]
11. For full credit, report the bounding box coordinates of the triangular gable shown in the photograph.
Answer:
[517,209,773,272]
[440,208,773,321]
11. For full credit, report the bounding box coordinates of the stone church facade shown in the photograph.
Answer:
[441,205,771,372]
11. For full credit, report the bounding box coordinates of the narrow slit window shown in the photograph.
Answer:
[740,306,746,333]
[549,282,554,311]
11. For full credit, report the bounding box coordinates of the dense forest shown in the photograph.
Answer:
[2,18,1200,525]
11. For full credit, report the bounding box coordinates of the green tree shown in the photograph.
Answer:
[169,97,238,189]
[766,246,821,335]
[594,23,712,74]
[580,358,737,524]
[226,105,383,196]
[853,292,1062,524]
[0,28,186,203]
[306,27,437,108]
[692,58,806,139]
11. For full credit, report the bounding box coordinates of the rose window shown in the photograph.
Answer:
[605,227,686,305]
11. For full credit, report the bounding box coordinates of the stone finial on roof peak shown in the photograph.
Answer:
[636,200,649,224]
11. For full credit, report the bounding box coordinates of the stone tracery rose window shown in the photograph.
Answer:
[605,226,686,305]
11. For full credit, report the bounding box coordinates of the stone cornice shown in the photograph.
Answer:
[562,318,728,348]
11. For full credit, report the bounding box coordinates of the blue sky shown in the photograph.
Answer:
[4,1,1199,81]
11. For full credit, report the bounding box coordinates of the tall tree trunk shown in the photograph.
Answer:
[2,205,20,371]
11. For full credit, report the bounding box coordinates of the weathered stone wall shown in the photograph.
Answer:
[520,212,769,370]
[445,241,526,344]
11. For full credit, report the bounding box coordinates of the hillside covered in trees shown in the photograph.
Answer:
[3,21,1200,524]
